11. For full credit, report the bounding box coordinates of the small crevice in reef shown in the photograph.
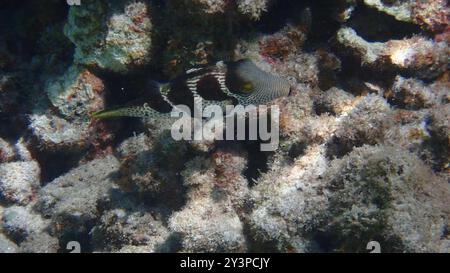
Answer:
[31,147,84,186]
[325,136,354,160]
[242,140,271,187]
[287,141,308,161]
[347,5,426,43]
[257,0,342,50]
[95,71,149,145]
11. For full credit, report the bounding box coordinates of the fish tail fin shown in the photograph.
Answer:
[92,79,172,120]
[92,106,142,120]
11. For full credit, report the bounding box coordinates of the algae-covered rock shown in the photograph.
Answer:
[0,161,41,205]
[35,155,120,241]
[29,113,91,152]
[0,233,18,253]
[64,0,153,73]
[1,205,48,244]
[91,208,169,252]
[249,145,329,252]
[45,65,105,120]
[323,145,450,252]
[337,27,449,79]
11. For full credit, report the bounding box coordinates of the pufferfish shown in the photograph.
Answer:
[93,59,291,120]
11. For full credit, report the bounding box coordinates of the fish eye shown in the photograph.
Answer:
[241,82,254,93]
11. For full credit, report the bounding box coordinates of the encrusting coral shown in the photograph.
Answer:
[336,27,449,79]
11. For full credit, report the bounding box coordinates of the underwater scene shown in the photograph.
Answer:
[0,0,449,254]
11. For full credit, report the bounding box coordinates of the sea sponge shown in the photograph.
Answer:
[0,161,41,205]
[323,145,450,252]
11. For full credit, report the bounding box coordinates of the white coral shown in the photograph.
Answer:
[237,0,270,20]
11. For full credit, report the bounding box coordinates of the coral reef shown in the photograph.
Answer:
[0,233,18,253]
[195,0,228,14]
[1,205,48,244]
[0,161,40,205]
[250,145,329,252]
[237,0,271,20]
[331,94,393,154]
[316,87,359,116]
[35,155,120,243]
[337,27,449,79]
[364,0,449,33]
[168,147,250,252]
[45,65,105,120]
[169,196,247,252]
[19,232,59,253]
[0,0,448,253]
[322,145,450,252]
[0,138,15,163]
[0,72,20,114]
[389,76,442,109]
[29,113,90,152]
[91,208,169,252]
[65,1,153,73]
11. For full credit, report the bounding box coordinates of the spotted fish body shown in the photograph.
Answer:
[93,59,291,120]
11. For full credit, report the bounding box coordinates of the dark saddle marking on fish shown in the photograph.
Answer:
[195,74,231,101]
